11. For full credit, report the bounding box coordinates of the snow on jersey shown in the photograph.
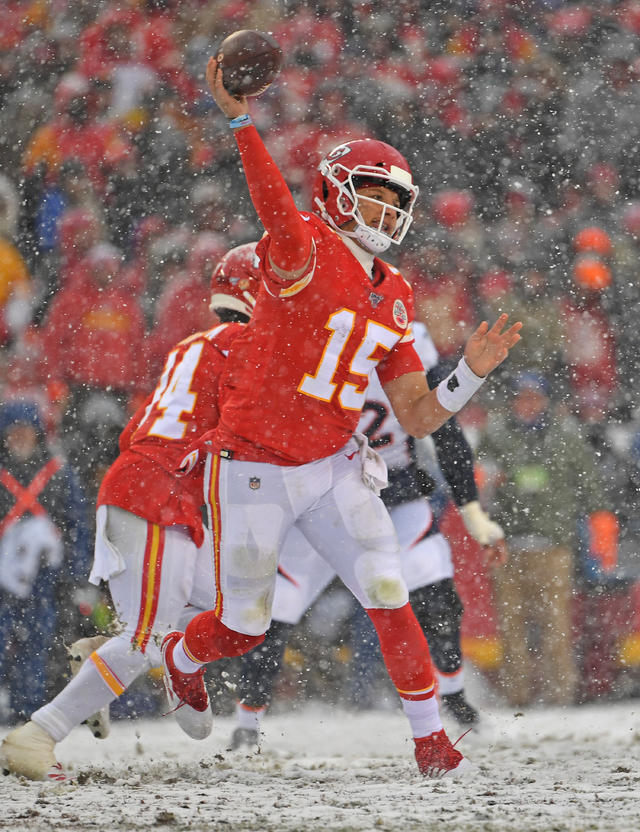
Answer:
[98,322,244,544]
[359,321,438,471]
[207,213,424,465]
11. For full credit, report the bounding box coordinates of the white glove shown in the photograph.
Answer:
[460,500,504,546]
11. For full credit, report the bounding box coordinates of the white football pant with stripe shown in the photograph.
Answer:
[32,506,201,742]
[199,438,408,637]
[188,497,454,627]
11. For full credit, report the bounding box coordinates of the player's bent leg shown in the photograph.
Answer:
[32,632,150,744]
[162,615,264,739]
[160,631,213,740]
[1,631,150,782]
[198,453,294,643]
[67,635,111,739]
[164,452,293,738]
[102,508,212,739]
[184,611,265,662]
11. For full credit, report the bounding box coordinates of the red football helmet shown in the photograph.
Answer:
[209,242,262,318]
[312,139,418,253]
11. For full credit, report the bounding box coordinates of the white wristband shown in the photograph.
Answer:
[436,357,485,413]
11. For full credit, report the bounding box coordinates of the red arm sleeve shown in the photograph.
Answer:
[376,338,424,386]
[233,125,313,273]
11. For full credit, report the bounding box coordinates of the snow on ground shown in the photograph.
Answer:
[1,695,640,832]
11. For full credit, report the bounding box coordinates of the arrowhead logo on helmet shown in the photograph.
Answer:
[313,139,419,254]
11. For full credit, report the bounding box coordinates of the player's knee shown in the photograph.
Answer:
[185,610,265,661]
[365,576,408,608]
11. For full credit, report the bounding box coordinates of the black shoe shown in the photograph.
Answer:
[441,691,480,726]
[230,727,259,750]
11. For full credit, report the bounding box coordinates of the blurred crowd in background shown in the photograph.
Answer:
[3,0,640,722]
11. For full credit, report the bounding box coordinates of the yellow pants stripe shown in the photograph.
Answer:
[90,651,125,697]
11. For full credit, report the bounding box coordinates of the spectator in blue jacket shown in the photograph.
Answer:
[0,399,90,720]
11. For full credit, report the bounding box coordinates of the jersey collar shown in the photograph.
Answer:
[336,229,376,281]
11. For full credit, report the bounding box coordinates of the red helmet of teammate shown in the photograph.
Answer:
[210,242,262,319]
[312,139,419,254]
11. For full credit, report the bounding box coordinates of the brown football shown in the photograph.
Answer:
[217,30,283,97]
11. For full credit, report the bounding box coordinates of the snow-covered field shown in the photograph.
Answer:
[2,693,639,832]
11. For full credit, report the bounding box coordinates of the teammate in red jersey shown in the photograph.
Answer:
[0,244,261,781]
[160,58,522,779]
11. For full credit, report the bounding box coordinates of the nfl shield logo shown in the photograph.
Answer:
[249,477,261,490]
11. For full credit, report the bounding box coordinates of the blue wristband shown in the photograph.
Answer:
[229,113,252,130]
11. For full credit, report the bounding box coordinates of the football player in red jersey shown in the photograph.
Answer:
[179,320,507,750]
[0,244,262,781]
[159,59,521,779]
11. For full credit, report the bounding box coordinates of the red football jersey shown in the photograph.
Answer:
[98,322,244,543]
[207,213,423,465]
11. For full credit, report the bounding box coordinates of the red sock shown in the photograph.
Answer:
[366,603,436,700]
[184,611,264,663]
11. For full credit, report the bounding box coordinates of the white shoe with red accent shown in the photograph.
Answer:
[68,635,111,739]
[414,729,472,778]
[161,631,213,740]
[0,721,67,782]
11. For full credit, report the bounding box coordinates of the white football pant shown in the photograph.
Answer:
[199,439,408,636]
[32,506,202,742]
[187,497,454,629]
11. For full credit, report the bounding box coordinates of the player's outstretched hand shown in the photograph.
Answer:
[463,313,522,377]
[205,56,248,120]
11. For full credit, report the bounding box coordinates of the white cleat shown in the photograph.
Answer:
[0,721,67,782]
[68,636,111,739]
[161,631,213,740]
